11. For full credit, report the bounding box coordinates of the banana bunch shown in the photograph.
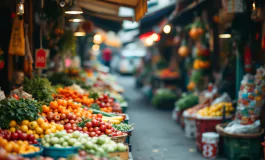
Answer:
[197,102,234,117]
[102,116,124,124]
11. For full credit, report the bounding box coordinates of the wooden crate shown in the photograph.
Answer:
[109,150,129,160]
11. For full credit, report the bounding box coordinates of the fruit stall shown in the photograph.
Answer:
[0,68,134,160]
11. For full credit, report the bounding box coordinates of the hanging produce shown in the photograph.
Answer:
[187,18,204,41]
[8,16,25,56]
[178,40,190,57]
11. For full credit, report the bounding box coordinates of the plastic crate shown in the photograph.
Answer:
[195,117,223,152]
[43,146,79,159]
[224,137,261,160]
[20,147,43,158]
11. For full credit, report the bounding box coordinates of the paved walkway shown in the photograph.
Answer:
[117,75,216,160]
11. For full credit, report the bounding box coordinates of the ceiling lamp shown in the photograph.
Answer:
[74,25,86,36]
[65,0,83,15]
[218,34,231,39]
[151,33,160,42]
[163,25,171,34]
[93,34,103,44]
[92,44,100,51]
[16,0,24,16]
[69,14,84,22]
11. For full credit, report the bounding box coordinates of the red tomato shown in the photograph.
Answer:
[89,132,96,137]
[97,114,103,118]
[88,127,94,132]
[100,125,106,132]
[86,122,92,128]
[105,129,112,135]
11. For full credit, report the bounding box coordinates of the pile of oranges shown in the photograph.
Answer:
[9,118,64,139]
[54,87,94,107]
[42,99,93,119]
[0,137,40,154]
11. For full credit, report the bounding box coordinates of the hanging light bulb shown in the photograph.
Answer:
[65,0,83,14]
[74,25,86,36]
[93,34,103,44]
[163,25,171,34]
[69,14,85,22]
[92,44,100,51]
[16,0,24,16]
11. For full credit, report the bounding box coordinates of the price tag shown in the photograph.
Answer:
[35,48,48,69]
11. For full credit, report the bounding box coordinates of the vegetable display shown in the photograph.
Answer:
[152,88,177,109]
[23,77,55,103]
[175,94,198,110]
[0,98,41,129]
[41,131,127,156]
[112,123,133,132]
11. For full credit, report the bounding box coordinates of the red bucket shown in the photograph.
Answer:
[202,132,219,159]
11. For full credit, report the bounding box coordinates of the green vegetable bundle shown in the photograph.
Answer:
[152,88,177,110]
[0,98,41,129]
[112,123,133,132]
[175,94,198,110]
[23,77,55,103]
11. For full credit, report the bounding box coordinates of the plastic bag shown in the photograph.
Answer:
[224,120,260,134]
[211,92,231,105]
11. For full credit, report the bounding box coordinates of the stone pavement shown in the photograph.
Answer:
[117,75,226,160]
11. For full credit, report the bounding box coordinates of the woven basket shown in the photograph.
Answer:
[216,123,264,138]
[111,134,127,143]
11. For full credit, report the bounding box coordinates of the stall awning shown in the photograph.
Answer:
[168,0,210,26]
[139,2,176,34]
[78,0,148,22]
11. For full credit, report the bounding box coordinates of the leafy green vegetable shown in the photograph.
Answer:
[0,98,41,129]
[175,94,198,110]
[90,103,100,110]
[23,77,55,104]
[152,88,177,109]
[77,118,91,128]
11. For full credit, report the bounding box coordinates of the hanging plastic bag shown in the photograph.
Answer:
[8,16,25,56]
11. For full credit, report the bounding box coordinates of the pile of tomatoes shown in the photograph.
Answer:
[0,129,38,145]
[54,87,94,107]
[94,94,115,113]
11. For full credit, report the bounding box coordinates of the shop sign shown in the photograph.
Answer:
[35,48,48,69]
[223,0,244,13]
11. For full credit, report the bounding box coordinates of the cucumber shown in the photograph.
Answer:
[88,108,117,117]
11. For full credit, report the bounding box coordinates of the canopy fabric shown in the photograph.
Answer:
[78,0,148,22]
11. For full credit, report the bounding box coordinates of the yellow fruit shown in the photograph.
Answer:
[40,134,44,138]
[56,125,64,131]
[5,143,13,153]
[45,129,51,135]
[37,118,45,125]
[10,127,16,132]
[22,120,30,125]
[35,127,43,134]
[50,127,56,133]
[0,139,8,147]
[12,143,19,153]
[9,120,17,128]
[29,121,38,129]
[41,123,49,130]
[27,130,33,134]
[21,125,28,133]
[34,134,39,139]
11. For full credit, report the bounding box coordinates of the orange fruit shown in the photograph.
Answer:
[40,134,44,138]
[42,105,50,113]
[35,127,43,134]
[37,118,45,125]
[12,143,19,153]
[1,139,8,147]
[22,120,30,126]
[9,120,17,127]
[50,101,58,109]
[21,125,28,133]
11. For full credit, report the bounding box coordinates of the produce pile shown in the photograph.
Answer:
[197,102,234,117]
[0,68,131,159]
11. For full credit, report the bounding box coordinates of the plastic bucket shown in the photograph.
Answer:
[202,132,219,159]
[184,117,196,139]
[43,146,79,159]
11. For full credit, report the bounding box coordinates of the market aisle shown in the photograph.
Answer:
[117,75,208,160]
